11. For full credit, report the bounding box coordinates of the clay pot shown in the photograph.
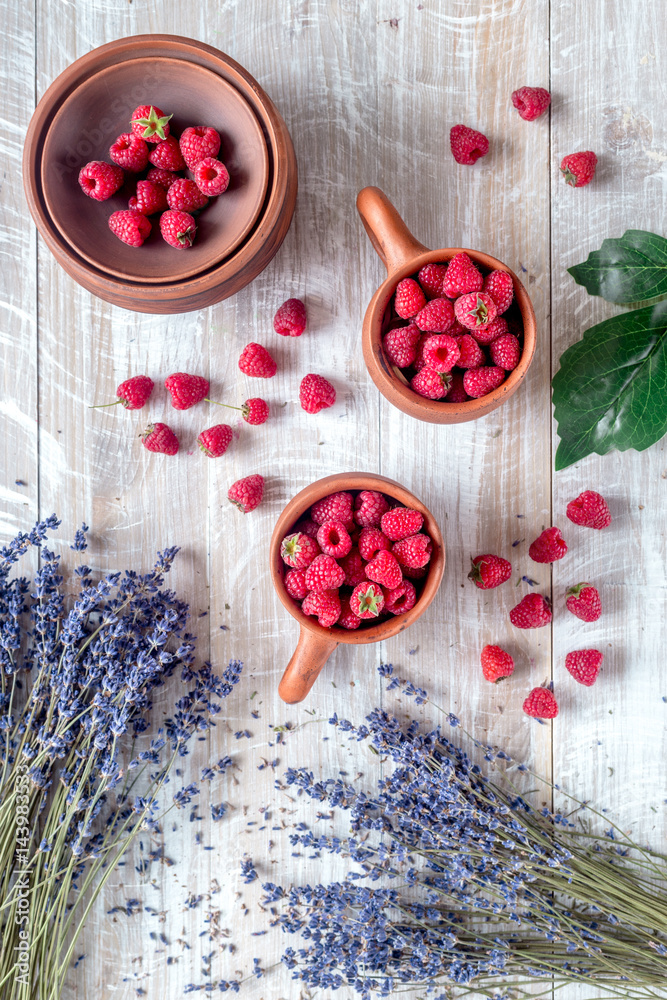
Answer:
[23,35,297,314]
[270,472,445,704]
[357,186,537,423]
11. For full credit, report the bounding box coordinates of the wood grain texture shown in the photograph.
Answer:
[0,0,664,997]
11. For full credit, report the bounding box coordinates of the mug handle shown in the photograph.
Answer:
[356,186,428,276]
[278,627,339,704]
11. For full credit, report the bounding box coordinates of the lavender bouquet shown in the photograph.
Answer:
[265,667,667,1000]
[0,517,242,1000]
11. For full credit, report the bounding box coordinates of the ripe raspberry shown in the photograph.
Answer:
[160,209,196,248]
[128,180,168,215]
[284,568,308,600]
[411,368,452,399]
[415,297,456,333]
[383,580,417,614]
[239,343,277,379]
[481,645,514,683]
[560,151,597,187]
[358,527,391,561]
[523,686,558,719]
[146,167,181,191]
[227,474,264,513]
[444,371,469,402]
[304,554,346,592]
[108,209,152,247]
[511,86,551,121]
[114,375,154,410]
[365,549,403,589]
[381,507,423,541]
[350,581,385,619]
[565,583,601,622]
[443,253,484,298]
[316,520,352,559]
[401,563,428,580]
[300,374,336,413]
[529,527,568,563]
[482,271,514,315]
[468,554,511,590]
[273,298,307,337]
[293,518,319,539]
[455,334,485,369]
[421,334,460,372]
[338,596,362,630]
[167,178,208,213]
[78,161,124,201]
[165,373,210,410]
[450,124,489,165]
[510,593,552,629]
[354,490,390,528]
[455,292,498,331]
[242,398,269,425]
[470,316,508,346]
[394,278,426,319]
[141,422,179,455]
[194,157,230,196]
[148,135,186,171]
[462,366,505,398]
[565,649,603,686]
[302,589,341,628]
[130,105,172,143]
[392,533,432,570]
[490,333,521,370]
[197,424,233,457]
[281,532,320,569]
[418,262,448,299]
[566,491,611,530]
[179,125,221,169]
[109,133,149,172]
[383,323,421,368]
[340,548,366,587]
[311,492,353,525]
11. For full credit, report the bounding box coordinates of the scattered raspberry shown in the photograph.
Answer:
[383,580,417,614]
[340,548,366,588]
[167,177,208,213]
[358,527,391,561]
[566,491,611,529]
[418,262,448,299]
[565,649,603,686]
[227,474,264,513]
[281,532,320,569]
[130,105,172,143]
[109,133,149,172]
[511,86,551,121]
[510,593,552,628]
[242,398,269,425]
[284,568,308,600]
[311,492,353,525]
[302,589,341,628]
[273,298,307,337]
[523,686,558,719]
[392,533,432,569]
[411,368,452,399]
[565,583,601,622]
[469,315,508,346]
[350,581,385,619]
[468,554,511,590]
[490,333,521,370]
[141,422,179,455]
[79,161,124,201]
[147,135,186,171]
[354,490,390,528]
[239,343,277,379]
[415,297,456,333]
[462,366,505,398]
[365,549,403,590]
[165,373,210,410]
[444,370,469,402]
[194,157,230,196]
[316,520,352,558]
[128,180,168,215]
[560,151,597,187]
[394,278,427,319]
[338,596,362,630]
[197,424,233,457]
[455,334,485,369]
[381,507,423,541]
[299,374,336,413]
[481,645,515,683]
[304,554,346,592]
[179,125,221,169]
[450,124,489,165]
[146,167,181,191]
[455,292,498,331]
[383,323,421,367]
[108,209,151,247]
[529,527,568,563]
[159,209,196,248]
[483,271,514,314]
[421,334,461,372]
[443,253,484,298]
[114,375,154,410]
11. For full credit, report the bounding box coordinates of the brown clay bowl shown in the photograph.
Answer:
[357,186,537,423]
[23,35,297,314]
[270,472,445,704]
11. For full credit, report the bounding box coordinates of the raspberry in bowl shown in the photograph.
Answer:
[270,473,445,703]
[357,186,536,423]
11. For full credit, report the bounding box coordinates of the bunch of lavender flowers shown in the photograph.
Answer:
[0,517,242,1000]
[263,665,667,1000]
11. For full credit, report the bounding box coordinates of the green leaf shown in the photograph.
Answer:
[568,230,667,304]
[553,302,667,470]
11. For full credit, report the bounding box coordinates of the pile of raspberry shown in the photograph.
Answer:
[279,490,433,630]
[383,252,522,402]
[77,104,230,249]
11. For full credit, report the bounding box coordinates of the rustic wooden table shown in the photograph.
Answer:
[3,1,666,997]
